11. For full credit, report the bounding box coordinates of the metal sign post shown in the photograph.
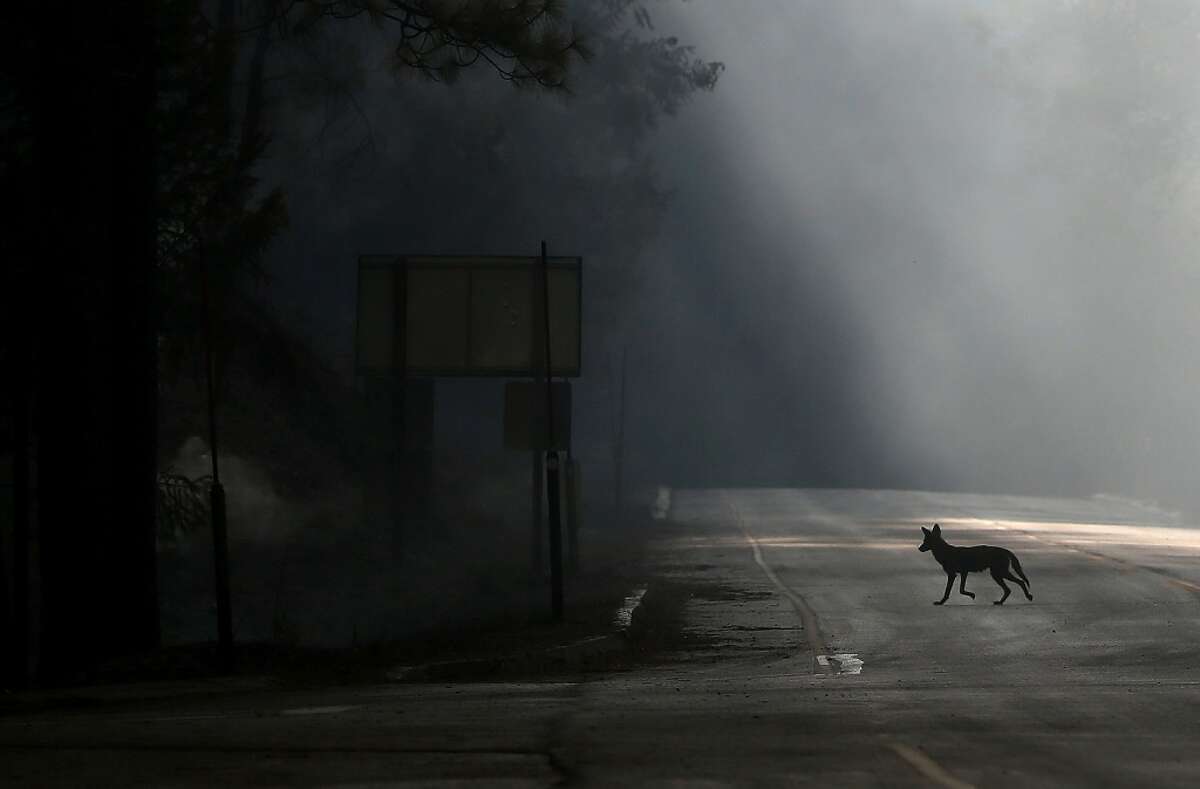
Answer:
[353,250,580,622]
[546,450,564,620]
[566,457,580,573]
[540,241,565,622]
[201,259,234,672]
[530,251,547,580]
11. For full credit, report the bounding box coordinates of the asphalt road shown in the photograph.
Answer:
[4,488,1200,787]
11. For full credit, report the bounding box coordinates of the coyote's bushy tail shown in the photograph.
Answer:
[1009,552,1030,586]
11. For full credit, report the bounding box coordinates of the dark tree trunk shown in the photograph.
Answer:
[106,0,161,657]
[34,0,100,681]
[1,2,40,688]
[5,343,32,687]
[33,0,159,681]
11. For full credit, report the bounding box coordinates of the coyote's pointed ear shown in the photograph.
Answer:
[932,523,941,535]
[921,526,930,536]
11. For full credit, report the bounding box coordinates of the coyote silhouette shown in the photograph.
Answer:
[919,523,1032,605]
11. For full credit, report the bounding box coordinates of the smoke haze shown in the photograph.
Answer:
[247,0,1200,515]
[153,0,1200,650]
[627,0,1200,511]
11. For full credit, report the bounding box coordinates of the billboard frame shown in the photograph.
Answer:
[355,254,582,378]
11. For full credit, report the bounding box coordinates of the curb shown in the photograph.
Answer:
[389,510,664,684]
[388,630,631,682]
[390,586,651,682]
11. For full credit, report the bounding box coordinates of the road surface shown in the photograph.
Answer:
[4,488,1200,787]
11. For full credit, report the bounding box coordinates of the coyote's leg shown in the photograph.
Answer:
[1005,570,1032,601]
[990,567,1011,605]
[958,573,975,599]
[934,573,954,605]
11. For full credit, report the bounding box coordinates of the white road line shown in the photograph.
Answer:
[885,741,977,789]
[725,496,832,673]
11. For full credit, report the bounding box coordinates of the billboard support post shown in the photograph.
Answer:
[201,258,234,673]
[546,451,564,620]
[393,263,407,556]
[566,457,580,573]
[614,344,628,512]
[354,251,580,620]
[541,241,565,622]
[530,251,546,581]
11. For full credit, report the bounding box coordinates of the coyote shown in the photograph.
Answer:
[919,523,1033,605]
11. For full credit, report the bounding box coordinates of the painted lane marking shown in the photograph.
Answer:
[725,496,859,675]
[741,523,828,671]
[885,740,977,789]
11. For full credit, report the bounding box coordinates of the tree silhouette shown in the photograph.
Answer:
[1,0,601,684]
[267,0,588,88]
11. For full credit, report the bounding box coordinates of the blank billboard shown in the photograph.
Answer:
[355,255,581,377]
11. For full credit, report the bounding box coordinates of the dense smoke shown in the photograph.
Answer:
[628,0,1200,512]
[249,0,1200,515]
[152,0,1200,648]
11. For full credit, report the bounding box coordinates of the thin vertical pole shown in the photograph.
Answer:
[531,452,543,577]
[201,262,234,672]
[566,440,579,573]
[541,242,556,450]
[530,252,545,580]
[542,242,564,621]
[392,263,408,559]
[546,452,563,620]
[11,341,31,686]
[614,344,628,512]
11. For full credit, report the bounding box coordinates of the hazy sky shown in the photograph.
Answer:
[257,0,1200,514]
[627,0,1200,510]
